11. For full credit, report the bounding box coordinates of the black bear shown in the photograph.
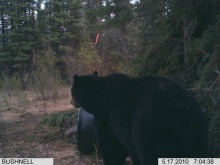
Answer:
[71,71,208,165]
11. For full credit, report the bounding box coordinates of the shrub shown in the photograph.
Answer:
[30,47,63,100]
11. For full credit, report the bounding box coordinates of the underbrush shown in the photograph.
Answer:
[26,110,78,144]
[0,48,67,112]
[41,110,78,128]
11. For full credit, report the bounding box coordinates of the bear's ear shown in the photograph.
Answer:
[93,71,98,76]
[73,74,79,81]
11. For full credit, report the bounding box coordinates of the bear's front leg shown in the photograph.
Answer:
[96,122,128,165]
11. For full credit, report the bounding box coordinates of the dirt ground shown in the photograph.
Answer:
[0,88,102,165]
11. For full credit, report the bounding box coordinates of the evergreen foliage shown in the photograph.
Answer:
[41,109,78,128]
[188,18,220,157]
[0,0,37,75]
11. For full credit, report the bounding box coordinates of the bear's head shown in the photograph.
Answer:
[71,71,99,113]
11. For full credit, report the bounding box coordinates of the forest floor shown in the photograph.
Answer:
[0,87,102,165]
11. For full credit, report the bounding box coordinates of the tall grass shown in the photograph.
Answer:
[0,74,29,108]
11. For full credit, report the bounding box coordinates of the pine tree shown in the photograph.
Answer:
[0,0,12,75]
[42,0,84,56]
[83,0,135,73]
[0,0,38,76]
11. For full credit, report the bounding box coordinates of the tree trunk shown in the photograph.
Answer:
[183,18,190,59]
[0,0,6,50]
